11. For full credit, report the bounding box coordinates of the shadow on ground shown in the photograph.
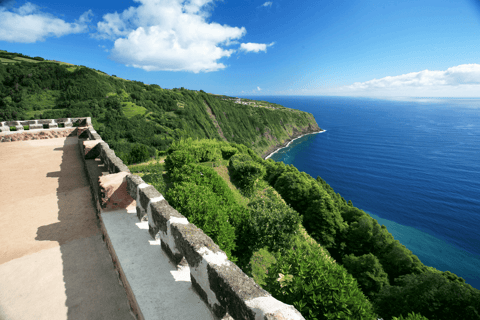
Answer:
[36,136,133,320]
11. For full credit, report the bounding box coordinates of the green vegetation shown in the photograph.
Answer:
[0,50,320,164]
[142,138,376,319]
[128,138,479,320]
[3,49,479,320]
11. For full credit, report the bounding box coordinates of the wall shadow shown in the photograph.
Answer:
[36,136,133,320]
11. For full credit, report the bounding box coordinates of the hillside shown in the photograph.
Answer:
[3,49,479,320]
[0,50,321,162]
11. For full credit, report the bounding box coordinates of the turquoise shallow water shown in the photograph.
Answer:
[242,95,480,289]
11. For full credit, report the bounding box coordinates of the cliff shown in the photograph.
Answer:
[0,49,321,162]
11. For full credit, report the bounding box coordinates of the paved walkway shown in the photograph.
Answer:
[0,137,133,320]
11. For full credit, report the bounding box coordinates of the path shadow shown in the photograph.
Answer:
[36,136,133,320]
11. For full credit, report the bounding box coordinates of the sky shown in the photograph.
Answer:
[1,0,480,97]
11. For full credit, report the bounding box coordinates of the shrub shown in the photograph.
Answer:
[374,271,480,320]
[220,146,237,160]
[229,153,266,196]
[264,235,377,320]
[245,188,302,254]
[342,253,390,298]
[249,248,277,287]
[393,313,429,320]
[128,143,150,164]
[166,182,236,258]
[165,150,195,171]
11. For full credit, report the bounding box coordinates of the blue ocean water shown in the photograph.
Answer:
[243,95,480,289]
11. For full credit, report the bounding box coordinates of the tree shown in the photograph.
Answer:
[342,253,390,297]
[374,271,480,320]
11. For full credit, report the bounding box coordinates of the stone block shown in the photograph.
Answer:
[48,123,58,129]
[79,117,92,126]
[150,201,182,233]
[138,185,163,211]
[126,175,145,199]
[5,121,18,126]
[91,132,102,140]
[64,122,73,127]
[208,263,268,320]
[78,128,90,138]
[15,125,24,131]
[29,124,43,130]
[84,140,102,159]
[110,156,130,173]
[0,126,10,132]
[171,223,221,269]
[98,172,136,212]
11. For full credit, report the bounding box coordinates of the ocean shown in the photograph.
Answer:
[241,95,480,290]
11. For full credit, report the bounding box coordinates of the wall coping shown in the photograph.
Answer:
[0,117,92,133]
[78,125,305,320]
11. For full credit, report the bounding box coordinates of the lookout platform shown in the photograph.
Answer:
[0,135,214,320]
[0,118,304,320]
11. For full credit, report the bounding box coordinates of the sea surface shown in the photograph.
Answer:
[241,95,480,289]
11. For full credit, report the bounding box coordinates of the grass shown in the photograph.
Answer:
[213,164,250,207]
[12,57,42,63]
[23,90,60,110]
[0,58,17,64]
[121,102,148,118]
[25,109,54,118]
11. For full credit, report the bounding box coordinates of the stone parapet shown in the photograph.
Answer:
[77,124,305,320]
[0,117,92,142]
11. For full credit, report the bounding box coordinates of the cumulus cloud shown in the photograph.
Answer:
[346,64,480,90]
[261,2,273,7]
[94,0,253,73]
[257,86,261,91]
[240,42,275,53]
[0,2,92,43]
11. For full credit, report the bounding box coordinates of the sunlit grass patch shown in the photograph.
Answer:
[121,102,148,118]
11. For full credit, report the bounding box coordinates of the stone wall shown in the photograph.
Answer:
[77,125,305,320]
[0,117,92,142]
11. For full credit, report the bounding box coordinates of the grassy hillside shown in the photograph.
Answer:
[0,50,321,162]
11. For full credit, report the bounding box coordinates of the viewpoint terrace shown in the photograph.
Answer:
[0,118,304,320]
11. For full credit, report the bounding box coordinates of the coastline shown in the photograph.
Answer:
[263,129,326,160]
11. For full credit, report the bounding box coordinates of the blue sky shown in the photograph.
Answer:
[1,0,480,97]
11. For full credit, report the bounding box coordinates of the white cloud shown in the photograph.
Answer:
[0,2,92,43]
[94,0,249,73]
[346,64,480,90]
[319,64,480,97]
[262,2,273,7]
[257,86,261,91]
[240,42,275,53]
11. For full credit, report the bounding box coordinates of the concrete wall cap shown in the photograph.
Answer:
[198,247,230,267]
[245,297,305,320]
[150,196,165,203]
[169,216,188,225]
[138,183,149,189]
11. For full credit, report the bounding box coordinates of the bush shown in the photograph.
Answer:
[393,313,429,320]
[374,271,480,320]
[249,248,277,287]
[165,150,195,171]
[264,235,377,320]
[342,253,390,298]
[166,182,236,258]
[245,188,302,254]
[128,143,151,164]
[229,153,266,196]
[220,146,237,160]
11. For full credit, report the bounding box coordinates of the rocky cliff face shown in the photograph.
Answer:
[260,122,323,159]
